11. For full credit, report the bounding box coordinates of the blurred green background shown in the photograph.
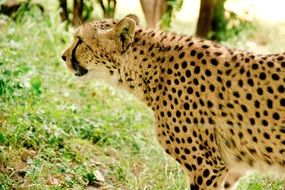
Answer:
[0,0,285,189]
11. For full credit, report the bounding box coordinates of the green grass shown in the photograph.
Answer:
[0,3,285,190]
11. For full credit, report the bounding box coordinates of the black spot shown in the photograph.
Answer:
[238,80,243,87]
[174,126,180,133]
[184,148,191,154]
[202,45,209,49]
[263,132,270,139]
[238,132,243,139]
[247,79,254,86]
[197,176,203,185]
[167,68,173,75]
[187,137,193,143]
[190,184,199,190]
[194,66,200,74]
[273,112,280,120]
[197,52,203,59]
[184,102,190,110]
[187,87,194,94]
[278,85,284,93]
[175,147,180,154]
[267,61,274,67]
[241,105,248,112]
[203,169,210,177]
[265,147,273,153]
[233,91,240,98]
[257,88,263,95]
[262,120,268,126]
[207,101,213,108]
[272,74,280,80]
[182,61,188,69]
[185,163,192,171]
[252,63,259,70]
[267,99,273,109]
[226,81,231,88]
[190,50,196,56]
[259,72,266,80]
[280,98,285,107]
[176,111,181,117]
[267,86,274,94]
[249,118,255,125]
[206,179,213,186]
[254,100,260,108]
[179,52,185,59]
[224,182,231,189]
[210,58,218,66]
[205,69,212,76]
[246,93,252,100]
[209,84,215,92]
[247,128,253,135]
[239,67,245,74]
[197,157,203,165]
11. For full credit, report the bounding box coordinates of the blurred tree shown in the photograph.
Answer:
[58,0,116,26]
[140,0,167,28]
[97,0,116,18]
[59,0,68,22]
[73,0,84,26]
[196,0,252,41]
[59,0,85,26]
[196,0,217,38]
[140,0,183,29]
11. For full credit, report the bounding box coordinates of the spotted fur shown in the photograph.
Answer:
[62,15,285,190]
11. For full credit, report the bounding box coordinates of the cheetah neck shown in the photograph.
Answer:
[114,28,169,106]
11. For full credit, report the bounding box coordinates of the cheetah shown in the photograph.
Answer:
[62,14,285,190]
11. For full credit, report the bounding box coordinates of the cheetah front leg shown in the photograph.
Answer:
[221,170,242,190]
[180,128,234,190]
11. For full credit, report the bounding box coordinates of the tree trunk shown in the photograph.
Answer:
[59,0,68,22]
[196,0,216,38]
[72,0,84,27]
[140,0,167,28]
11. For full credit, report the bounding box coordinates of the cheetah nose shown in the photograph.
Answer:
[62,55,66,61]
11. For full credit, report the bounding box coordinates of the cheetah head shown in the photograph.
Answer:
[62,14,139,83]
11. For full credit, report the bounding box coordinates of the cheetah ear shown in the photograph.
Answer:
[115,15,137,53]
[125,14,139,25]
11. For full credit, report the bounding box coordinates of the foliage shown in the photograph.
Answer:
[160,0,183,30]
[209,1,255,42]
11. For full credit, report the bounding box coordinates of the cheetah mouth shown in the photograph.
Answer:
[74,63,88,77]
[71,39,88,77]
